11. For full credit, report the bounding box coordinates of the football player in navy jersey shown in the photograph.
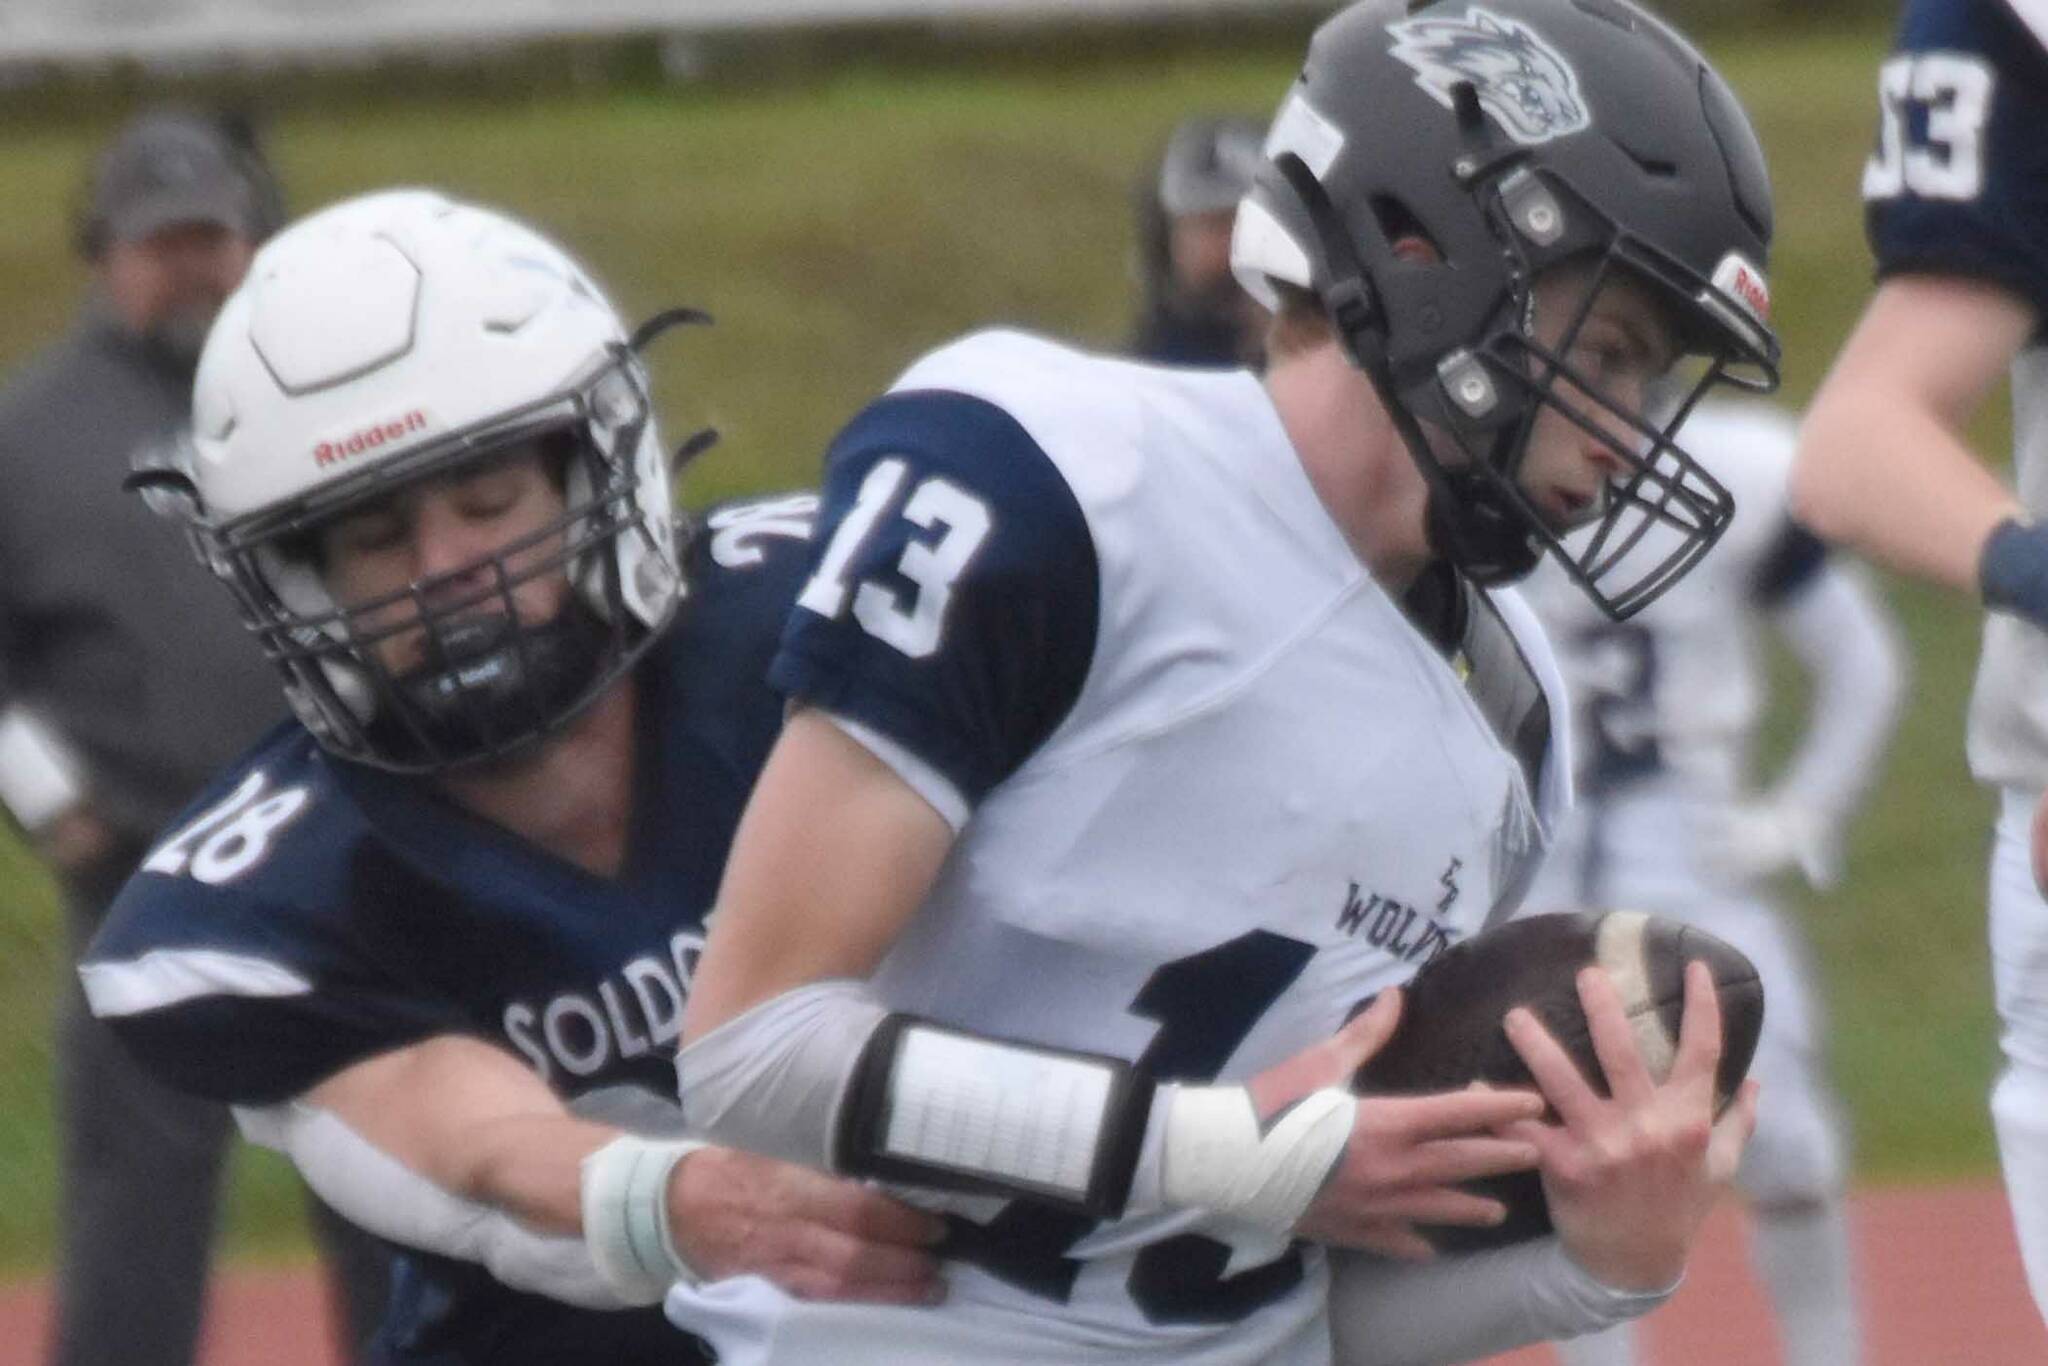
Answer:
[76,190,949,1365]
[674,3,1778,1363]
[1792,0,2048,1327]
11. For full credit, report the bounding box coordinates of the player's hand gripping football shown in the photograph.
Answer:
[1247,989,1545,1260]
[1501,960,1760,1292]
[667,1146,947,1304]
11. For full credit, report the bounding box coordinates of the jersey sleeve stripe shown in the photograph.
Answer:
[80,948,313,1017]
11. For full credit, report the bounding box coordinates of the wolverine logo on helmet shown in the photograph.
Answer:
[1388,6,1591,146]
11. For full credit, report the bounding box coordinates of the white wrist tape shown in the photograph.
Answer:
[580,1136,706,1305]
[0,708,84,831]
[1159,1084,1354,1235]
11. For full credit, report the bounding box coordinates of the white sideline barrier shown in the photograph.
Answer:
[0,0,1327,65]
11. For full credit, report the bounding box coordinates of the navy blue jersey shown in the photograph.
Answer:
[1864,0,2048,322]
[81,493,817,1366]
[770,388,1100,810]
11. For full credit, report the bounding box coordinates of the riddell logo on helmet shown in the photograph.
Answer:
[314,411,430,467]
[1711,253,1772,324]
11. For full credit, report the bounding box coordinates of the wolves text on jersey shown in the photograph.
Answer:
[1334,879,1462,965]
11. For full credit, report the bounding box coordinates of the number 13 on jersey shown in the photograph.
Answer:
[796,457,994,660]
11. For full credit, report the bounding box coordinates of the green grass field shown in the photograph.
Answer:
[0,15,2012,1270]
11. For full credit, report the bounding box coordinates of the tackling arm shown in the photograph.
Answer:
[248,1029,943,1309]
[250,1034,668,1307]
[301,1034,616,1242]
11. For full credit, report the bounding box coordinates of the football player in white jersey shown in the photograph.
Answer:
[1791,0,2048,1327]
[1524,396,1906,1366]
[675,2,1781,1362]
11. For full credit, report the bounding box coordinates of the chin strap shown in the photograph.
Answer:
[1423,463,1543,586]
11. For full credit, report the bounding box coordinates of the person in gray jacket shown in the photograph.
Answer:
[0,108,389,1366]
[1126,113,1268,367]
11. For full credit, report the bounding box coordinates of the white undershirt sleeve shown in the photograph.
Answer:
[1326,1239,1677,1365]
[1770,562,1908,820]
[234,1101,628,1310]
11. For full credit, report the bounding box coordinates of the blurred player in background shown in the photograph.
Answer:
[672,2,1781,1362]
[78,190,944,1365]
[0,108,388,1366]
[1127,113,1268,366]
[1791,0,2048,1326]
[1525,394,1905,1366]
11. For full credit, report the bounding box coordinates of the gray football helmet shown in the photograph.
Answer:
[1233,0,1779,618]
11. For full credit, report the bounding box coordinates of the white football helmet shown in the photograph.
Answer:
[151,188,693,770]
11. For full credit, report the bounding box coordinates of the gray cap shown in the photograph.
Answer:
[1157,114,1267,218]
[85,111,262,249]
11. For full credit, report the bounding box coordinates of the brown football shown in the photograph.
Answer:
[1352,910,1763,1251]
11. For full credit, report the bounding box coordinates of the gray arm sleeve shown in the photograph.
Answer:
[1326,1240,1676,1366]
[676,979,890,1168]
[681,980,1179,1220]
[233,1102,629,1310]
[1770,563,1908,819]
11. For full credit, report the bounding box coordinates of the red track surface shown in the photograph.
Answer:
[0,1181,2038,1365]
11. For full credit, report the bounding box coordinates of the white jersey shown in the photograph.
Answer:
[1971,343,2048,788]
[677,329,1571,1365]
[1520,400,1820,909]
